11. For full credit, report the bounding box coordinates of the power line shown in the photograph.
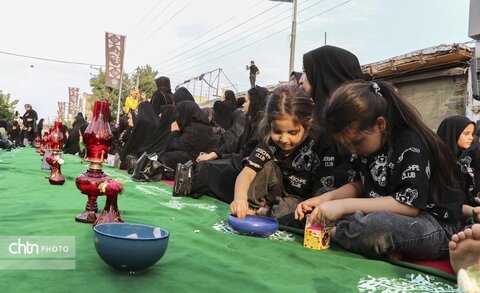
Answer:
[143,0,264,65]
[127,0,176,49]
[127,0,165,36]
[138,2,192,47]
[151,2,284,68]
[0,50,103,67]
[160,0,321,73]
[168,0,354,77]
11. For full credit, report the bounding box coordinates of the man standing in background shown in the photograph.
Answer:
[246,60,259,89]
[22,103,37,145]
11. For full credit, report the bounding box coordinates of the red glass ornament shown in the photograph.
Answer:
[49,121,64,152]
[34,136,42,153]
[46,152,65,185]
[46,121,65,185]
[75,101,122,225]
[40,131,50,156]
[83,101,112,163]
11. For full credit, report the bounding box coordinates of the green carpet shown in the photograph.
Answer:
[0,148,458,292]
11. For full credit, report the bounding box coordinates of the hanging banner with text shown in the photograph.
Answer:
[57,101,66,121]
[68,87,79,117]
[105,32,126,89]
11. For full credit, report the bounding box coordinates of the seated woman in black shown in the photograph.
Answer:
[120,101,158,173]
[63,113,88,156]
[144,83,176,155]
[158,100,217,180]
[213,90,236,130]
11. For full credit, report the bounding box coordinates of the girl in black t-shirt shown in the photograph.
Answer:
[295,80,463,260]
[230,85,342,226]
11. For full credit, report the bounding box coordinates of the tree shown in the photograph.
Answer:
[0,90,19,121]
[89,70,132,121]
[88,65,158,121]
[132,65,158,100]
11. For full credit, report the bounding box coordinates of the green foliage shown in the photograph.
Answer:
[132,65,158,99]
[88,66,158,120]
[89,71,132,120]
[0,90,19,121]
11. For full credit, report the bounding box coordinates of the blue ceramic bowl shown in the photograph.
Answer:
[227,214,279,237]
[93,223,169,273]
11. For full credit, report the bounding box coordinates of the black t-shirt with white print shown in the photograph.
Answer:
[245,131,340,199]
[349,130,463,222]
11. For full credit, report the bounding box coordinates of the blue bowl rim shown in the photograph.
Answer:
[93,222,170,241]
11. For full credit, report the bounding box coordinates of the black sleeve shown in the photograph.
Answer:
[245,142,271,172]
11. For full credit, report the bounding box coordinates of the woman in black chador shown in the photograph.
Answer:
[144,80,176,155]
[151,76,174,117]
[302,45,363,121]
[213,90,236,130]
[63,113,88,156]
[158,100,217,179]
[120,101,158,172]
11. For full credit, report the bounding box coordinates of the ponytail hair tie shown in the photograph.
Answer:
[370,81,382,95]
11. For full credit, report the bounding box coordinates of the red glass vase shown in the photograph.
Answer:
[83,101,112,163]
[34,136,42,153]
[40,131,50,156]
[46,122,65,185]
[46,151,65,185]
[49,121,64,152]
[75,168,107,223]
[75,101,122,224]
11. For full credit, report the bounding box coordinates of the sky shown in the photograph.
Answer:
[0,0,473,123]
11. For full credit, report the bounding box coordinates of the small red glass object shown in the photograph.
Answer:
[75,101,123,224]
[40,130,50,156]
[46,121,65,185]
[34,135,42,153]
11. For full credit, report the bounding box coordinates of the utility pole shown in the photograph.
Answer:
[289,0,297,76]
[271,0,297,77]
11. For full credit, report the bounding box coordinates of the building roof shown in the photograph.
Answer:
[361,43,474,79]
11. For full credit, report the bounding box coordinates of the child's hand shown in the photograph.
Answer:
[308,201,345,227]
[230,199,250,219]
[295,197,322,221]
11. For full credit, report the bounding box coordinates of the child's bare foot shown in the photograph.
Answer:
[450,224,480,274]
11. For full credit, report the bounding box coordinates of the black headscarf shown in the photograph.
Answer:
[213,90,236,130]
[176,100,210,130]
[173,87,195,105]
[63,115,88,155]
[36,119,45,135]
[303,45,363,118]
[437,115,475,158]
[239,86,270,157]
[120,101,158,159]
[151,76,174,116]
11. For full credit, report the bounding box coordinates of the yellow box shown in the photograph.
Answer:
[303,225,330,250]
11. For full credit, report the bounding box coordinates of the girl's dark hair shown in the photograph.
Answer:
[323,80,459,199]
[258,84,314,144]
